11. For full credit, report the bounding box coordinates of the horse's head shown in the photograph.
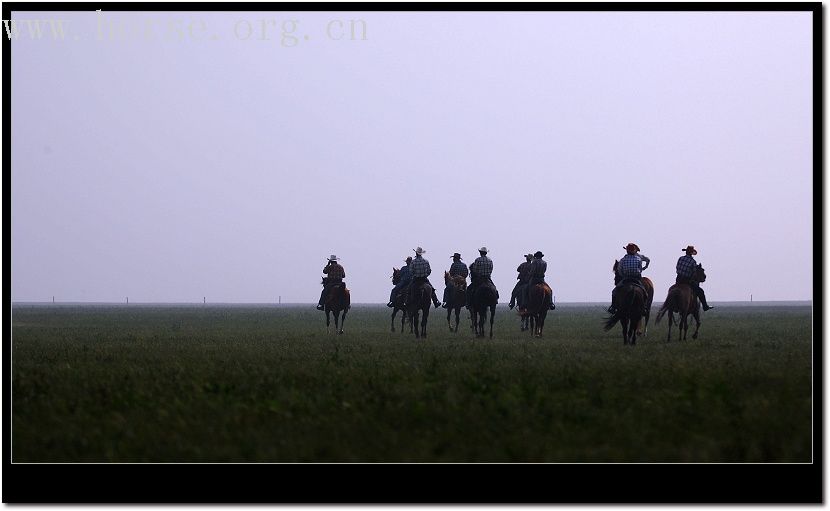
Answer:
[613,260,622,286]
[392,267,401,284]
[695,264,707,283]
[444,271,450,284]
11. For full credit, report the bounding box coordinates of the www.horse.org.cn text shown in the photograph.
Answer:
[3,11,369,47]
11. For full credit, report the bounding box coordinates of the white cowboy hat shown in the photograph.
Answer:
[413,247,426,255]
[328,255,340,261]
[479,247,488,253]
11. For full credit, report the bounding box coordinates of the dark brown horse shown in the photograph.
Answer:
[604,280,646,346]
[521,282,553,337]
[655,264,706,342]
[389,268,411,333]
[406,279,433,338]
[470,280,498,338]
[613,260,654,335]
[444,271,467,333]
[321,277,350,334]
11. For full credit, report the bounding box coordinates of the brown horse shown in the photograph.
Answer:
[406,279,433,338]
[444,271,467,333]
[389,268,411,333]
[613,260,654,335]
[321,277,350,334]
[655,264,706,342]
[521,282,553,337]
[604,280,646,345]
[470,280,498,338]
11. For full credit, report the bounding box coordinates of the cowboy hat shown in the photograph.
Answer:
[682,246,698,255]
[478,247,488,254]
[534,251,544,258]
[328,255,340,261]
[451,253,462,259]
[624,243,640,253]
[413,247,425,255]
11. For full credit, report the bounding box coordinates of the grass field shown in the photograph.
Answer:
[11,303,812,462]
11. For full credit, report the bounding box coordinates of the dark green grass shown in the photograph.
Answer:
[11,303,812,462]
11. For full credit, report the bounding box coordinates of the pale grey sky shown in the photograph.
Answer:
[11,10,813,303]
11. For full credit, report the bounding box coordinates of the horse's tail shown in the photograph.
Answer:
[655,290,674,324]
[603,311,620,331]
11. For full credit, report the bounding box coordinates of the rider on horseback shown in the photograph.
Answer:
[523,251,555,310]
[317,255,345,310]
[508,253,533,310]
[607,243,649,315]
[387,256,413,307]
[410,247,442,308]
[676,245,714,311]
[466,247,495,307]
[442,252,468,308]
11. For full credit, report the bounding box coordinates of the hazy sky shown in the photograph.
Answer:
[11,10,813,303]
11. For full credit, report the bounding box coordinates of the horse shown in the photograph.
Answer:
[389,268,411,333]
[521,282,553,337]
[613,260,655,334]
[604,280,647,346]
[513,282,531,331]
[470,280,498,338]
[406,279,433,338]
[444,271,467,333]
[655,264,706,342]
[321,277,350,334]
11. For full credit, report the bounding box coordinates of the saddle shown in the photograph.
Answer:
[322,277,346,303]
[394,283,411,303]
[449,276,467,289]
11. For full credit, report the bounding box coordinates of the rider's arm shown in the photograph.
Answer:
[640,255,650,270]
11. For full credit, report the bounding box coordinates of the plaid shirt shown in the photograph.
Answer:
[676,255,696,278]
[449,261,468,277]
[529,258,547,280]
[517,261,532,281]
[410,255,432,278]
[323,263,345,279]
[470,256,493,278]
[618,254,645,278]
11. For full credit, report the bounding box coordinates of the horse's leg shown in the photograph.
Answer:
[489,305,495,338]
[333,310,340,334]
[622,318,629,345]
[482,308,488,338]
[326,310,331,334]
[691,309,701,339]
[422,306,429,338]
[339,308,347,334]
[413,310,420,338]
[447,306,452,331]
[666,312,673,342]
[391,309,397,332]
[453,307,460,332]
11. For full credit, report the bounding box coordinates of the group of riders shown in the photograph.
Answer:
[384,246,509,310]
[607,243,713,315]
[316,243,714,313]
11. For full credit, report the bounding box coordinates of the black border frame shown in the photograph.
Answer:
[2,2,823,503]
